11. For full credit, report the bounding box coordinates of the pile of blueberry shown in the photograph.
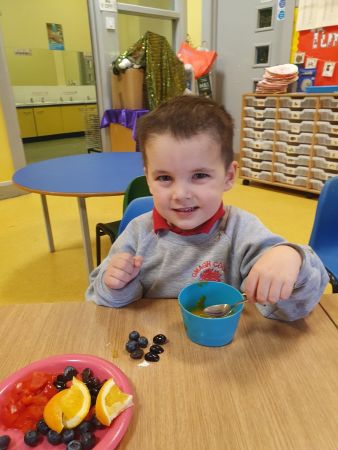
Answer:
[23,415,103,449]
[125,331,167,362]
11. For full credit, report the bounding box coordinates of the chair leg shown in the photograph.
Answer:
[96,228,102,266]
[328,271,338,293]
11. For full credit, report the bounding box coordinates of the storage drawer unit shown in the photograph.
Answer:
[239,93,338,193]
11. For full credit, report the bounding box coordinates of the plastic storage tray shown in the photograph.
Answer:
[242,148,273,161]
[276,130,313,144]
[312,156,338,171]
[316,133,338,147]
[279,97,317,109]
[318,109,338,121]
[274,162,309,176]
[273,173,308,186]
[278,108,315,120]
[245,96,277,107]
[277,119,314,134]
[314,145,338,160]
[274,142,311,155]
[274,152,310,166]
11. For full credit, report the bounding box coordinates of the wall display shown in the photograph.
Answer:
[305,57,318,69]
[296,25,338,86]
[322,62,336,78]
[46,23,65,50]
[296,0,338,31]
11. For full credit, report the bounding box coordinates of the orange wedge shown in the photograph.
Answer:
[95,378,133,426]
[43,377,91,432]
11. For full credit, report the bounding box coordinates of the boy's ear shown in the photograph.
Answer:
[224,161,237,191]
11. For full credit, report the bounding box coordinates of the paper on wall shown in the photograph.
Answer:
[296,0,338,31]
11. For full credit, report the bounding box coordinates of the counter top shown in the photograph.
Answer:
[16,101,97,108]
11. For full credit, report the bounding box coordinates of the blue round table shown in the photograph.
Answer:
[13,152,144,275]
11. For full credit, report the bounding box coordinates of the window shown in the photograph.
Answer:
[255,45,269,65]
[257,8,273,29]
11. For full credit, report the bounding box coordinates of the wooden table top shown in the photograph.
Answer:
[0,300,337,450]
[320,293,338,327]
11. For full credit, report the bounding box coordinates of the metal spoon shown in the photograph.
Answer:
[203,298,248,318]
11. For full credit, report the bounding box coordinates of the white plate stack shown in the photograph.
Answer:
[256,64,298,94]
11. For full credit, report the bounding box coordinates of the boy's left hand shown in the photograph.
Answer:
[244,245,302,304]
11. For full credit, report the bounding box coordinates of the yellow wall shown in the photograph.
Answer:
[187,0,202,47]
[0,103,14,182]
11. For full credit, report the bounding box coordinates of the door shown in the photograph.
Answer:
[208,0,296,154]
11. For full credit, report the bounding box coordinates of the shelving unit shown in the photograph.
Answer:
[239,93,338,193]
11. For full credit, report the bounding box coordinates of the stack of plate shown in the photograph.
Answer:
[256,64,298,94]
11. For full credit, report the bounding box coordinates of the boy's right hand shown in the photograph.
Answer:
[103,252,143,290]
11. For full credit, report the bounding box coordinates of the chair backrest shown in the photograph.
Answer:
[309,176,338,253]
[123,175,151,212]
[118,196,154,235]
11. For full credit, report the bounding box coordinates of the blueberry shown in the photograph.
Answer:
[47,429,62,445]
[62,429,76,444]
[138,336,148,348]
[81,367,92,383]
[0,435,10,450]
[130,348,144,359]
[87,377,100,388]
[153,334,167,345]
[67,441,83,450]
[90,415,106,430]
[36,418,50,435]
[144,352,160,362]
[128,330,140,341]
[24,430,40,447]
[80,432,96,450]
[150,344,164,354]
[54,379,66,390]
[63,365,78,381]
[76,420,93,435]
[125,340,139,353]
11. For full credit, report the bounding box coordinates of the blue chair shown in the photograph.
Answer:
[95,176,151,265]
[309,176,338,293]
[118,196,154,235]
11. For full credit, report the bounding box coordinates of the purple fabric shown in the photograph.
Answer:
[100,109,149,140]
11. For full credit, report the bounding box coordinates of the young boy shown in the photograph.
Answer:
[86,95,328,321]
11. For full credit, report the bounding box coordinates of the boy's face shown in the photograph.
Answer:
[144,132,236,230]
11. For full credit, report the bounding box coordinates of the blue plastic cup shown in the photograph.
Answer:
[178,281,244,347]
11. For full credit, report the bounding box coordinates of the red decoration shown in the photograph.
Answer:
[297,25,338,86]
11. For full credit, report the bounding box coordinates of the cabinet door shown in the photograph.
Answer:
[61,105,86,133]
[34,107,63,136]
[16,108,37,138]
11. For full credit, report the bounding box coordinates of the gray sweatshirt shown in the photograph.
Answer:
[86,206,329,321]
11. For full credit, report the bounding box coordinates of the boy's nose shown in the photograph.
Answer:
[172,183,191,200]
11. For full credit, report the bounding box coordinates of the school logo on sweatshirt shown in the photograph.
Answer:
[192,260,225,282]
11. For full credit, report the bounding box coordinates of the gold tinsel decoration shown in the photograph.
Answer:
[112,31,186,110]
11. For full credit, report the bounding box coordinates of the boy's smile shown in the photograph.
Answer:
[145,132,236,230]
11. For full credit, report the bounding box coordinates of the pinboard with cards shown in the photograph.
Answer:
[239,93,338,194]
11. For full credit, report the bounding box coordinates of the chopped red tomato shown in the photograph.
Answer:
[0,371,57,432]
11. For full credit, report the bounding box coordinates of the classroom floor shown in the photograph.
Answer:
[23,136,87,164]
[0,179,330,304]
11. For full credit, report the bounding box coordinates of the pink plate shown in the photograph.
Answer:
[0,354,134,449]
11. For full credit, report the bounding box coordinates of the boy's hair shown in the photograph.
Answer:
[136,95,234,168]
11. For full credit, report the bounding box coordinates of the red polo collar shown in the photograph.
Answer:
[153,203,225,236]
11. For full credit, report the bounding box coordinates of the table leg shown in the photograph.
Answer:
[40,194,55,252]
[77,197,94,276]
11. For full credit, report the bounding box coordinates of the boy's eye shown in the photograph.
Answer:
[156,175,171,182]
[193,173,210,179]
